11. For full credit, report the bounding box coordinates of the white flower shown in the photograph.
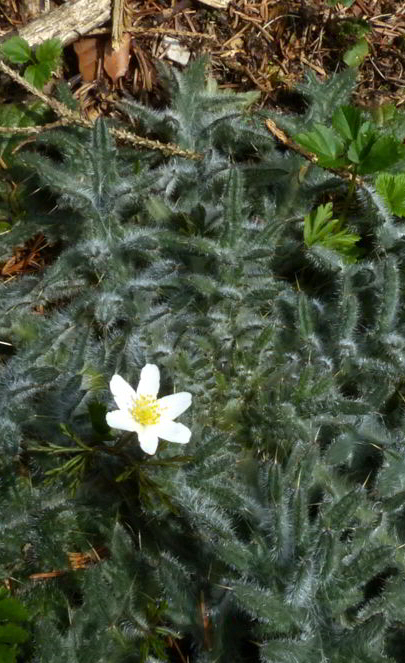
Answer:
[106,364,192,455]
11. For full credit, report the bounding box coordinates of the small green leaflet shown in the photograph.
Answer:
[376,173,405,217]
[358,135,405,174]
[343,38,369,67]
[304,203,360,262]
[0,596,29,623]
[294,124,346,168]
[0,36,62,90]
[332,106,362,141]
[0,643,18,663]
[24,62,52,89]
[0,624,29,644]
[0,589,30,663]
[0,36,31,64]
[346,121,375,164]
[35,38,62,66]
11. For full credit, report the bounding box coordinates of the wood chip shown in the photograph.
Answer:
[196,0,230,9]
[162,36,190,66]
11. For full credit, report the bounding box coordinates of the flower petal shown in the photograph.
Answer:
[138,428,159,455]
[106,410,137,432]
[137,363,160,398]
[110,374,136,411]
[158,392,192,420]
[155,420,191,444]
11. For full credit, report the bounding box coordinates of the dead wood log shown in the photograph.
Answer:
[0,0,111,48]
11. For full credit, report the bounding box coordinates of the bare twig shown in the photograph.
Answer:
[0,0,111,48]
[112,0,125,51]
[0,58,204,161]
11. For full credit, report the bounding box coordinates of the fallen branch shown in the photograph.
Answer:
[0,58,203,161]
[0,0,111,48]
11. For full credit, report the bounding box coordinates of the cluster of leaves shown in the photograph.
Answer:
[295,105,405,173]
[0,36,62,89]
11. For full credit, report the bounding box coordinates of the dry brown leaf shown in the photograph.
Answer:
[104,33,131,84]
[73,37,102,82]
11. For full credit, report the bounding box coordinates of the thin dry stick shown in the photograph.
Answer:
[0,58,204,161]
[264,118,363,186]
[127,26,216,40]
[112,0,125,51]
[0,121,70,135]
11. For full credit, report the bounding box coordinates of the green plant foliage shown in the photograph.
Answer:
[332,105,362,141]
[294,104,405,175]
[0,588,30,663]
[0,36,31,64]
[337,17,371,40]
[295,123,346,168]
[303,202,360,261]
[35,38,63,68]
[343,37,369,67]
[2,59,405,663]
[0,36,62,90]
[0,101,50,165]
[375,173,405,217]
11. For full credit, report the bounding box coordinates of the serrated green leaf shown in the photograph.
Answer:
[332,106,362,141]
[35,38,62,66]
[0,624,29,645]
[358,135,405,174]
[295,124,345,163]
[0,598,29,623]
[346,121,375,164]
[0,36,31,64]
[343,38,369,67]
[304,203,333,247]
[376,173,405,217]
[24,62,52,89]
[304,203,360,262]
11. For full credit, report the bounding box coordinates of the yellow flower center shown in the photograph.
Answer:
[131,395,161,426]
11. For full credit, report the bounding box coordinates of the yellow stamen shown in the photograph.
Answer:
[131,395,161,426]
